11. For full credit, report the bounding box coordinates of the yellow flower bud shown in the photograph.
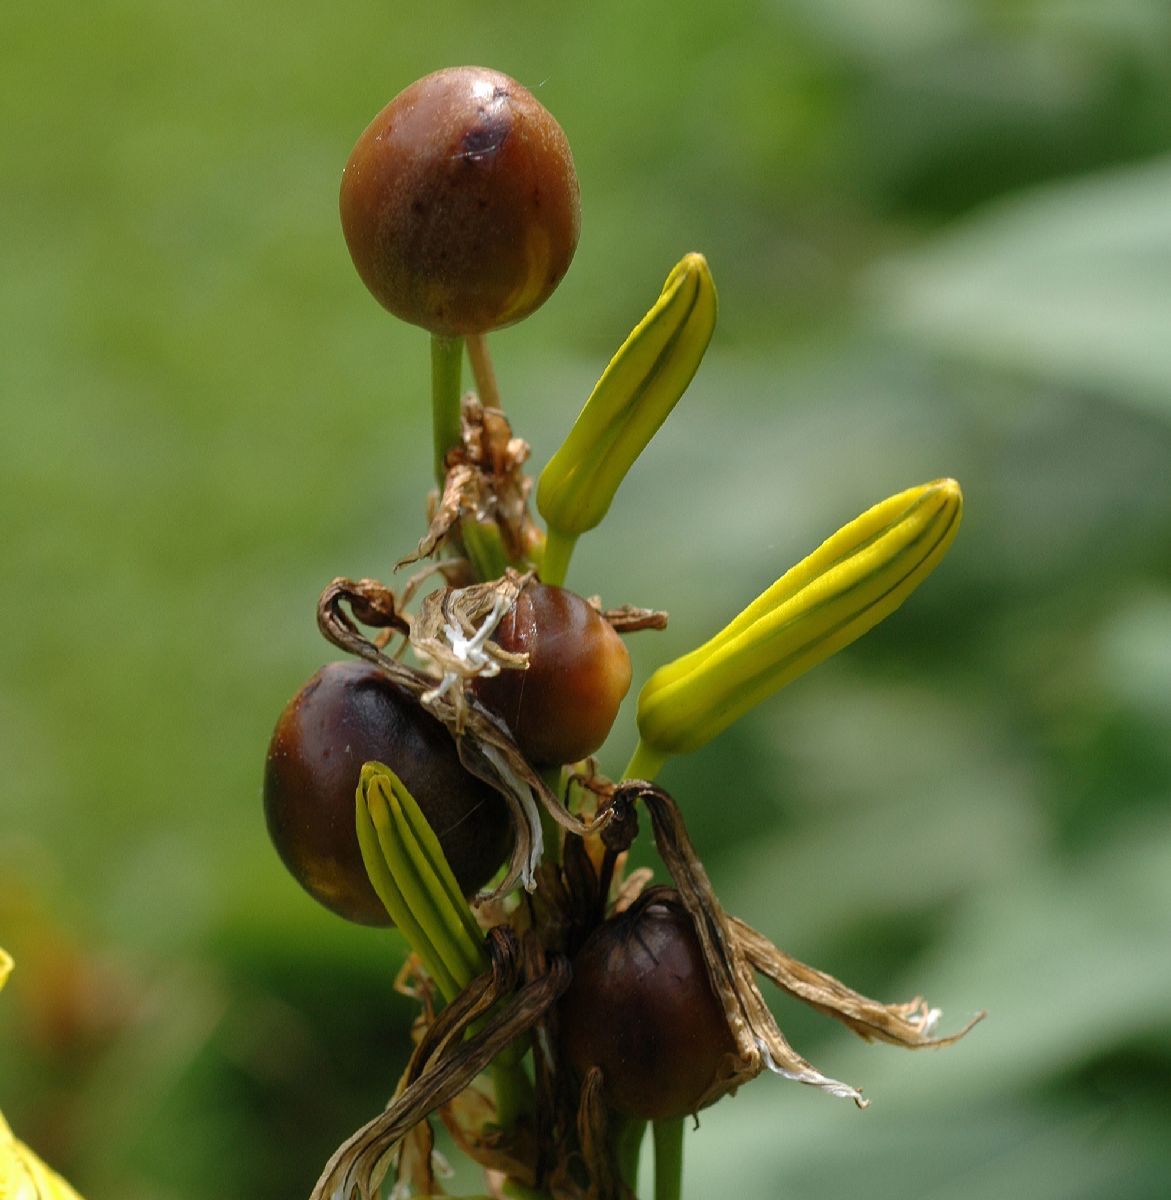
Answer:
[537,252,717,585]
[355,763,488,1002]
[630,479,963,776]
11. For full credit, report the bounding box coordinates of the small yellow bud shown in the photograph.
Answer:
[631,479,963,775]
[355,763,488,1002]
[537,252,717,585]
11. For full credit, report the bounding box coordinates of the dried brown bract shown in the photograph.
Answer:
[399,394,542,570]
[317,573,615,897]
[610,781,985,1108]
[311,928,571,1200]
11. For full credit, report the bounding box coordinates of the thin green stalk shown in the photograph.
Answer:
[622,738,666,783]
[461,517,510,581]
[490,1057,534,1132]
[431,333,465,487]
[466,332,502,411]
[540,527,577,588]
[653,1117,684,1200]
[612,1115,647,1196]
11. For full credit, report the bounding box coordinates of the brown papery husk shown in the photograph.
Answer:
[573,1068,637,1200]
[317,575,615,899]
[398,393,540,570]
[310,927,570,1200]
[610,781,983,1111]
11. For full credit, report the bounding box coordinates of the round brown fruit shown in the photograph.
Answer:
[264,661,512,926]
[339,66,580,336]
[471,581,631,765]
[559,888,737,1119]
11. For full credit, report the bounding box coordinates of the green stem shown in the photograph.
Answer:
[653,1117,684,1200]
[431,333,465,487]
[540,527,577,588]
[466,332,502,411]
[612,1115,647,1196]
[460,517,510,581]
[490,1057,534,1133]
[622,738,667,783]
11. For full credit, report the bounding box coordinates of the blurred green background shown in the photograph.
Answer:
[3,1,1171,1197]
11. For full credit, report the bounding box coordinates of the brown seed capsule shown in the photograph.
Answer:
[264,661,512,926]
[472,582,631,765]
[559,888,738,1120]
[339,66,580,335]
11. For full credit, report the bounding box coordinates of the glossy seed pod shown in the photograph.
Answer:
[471,582,631,765]
[340,66,580,335]
[559,888,738,1119]
[264,661,512,925]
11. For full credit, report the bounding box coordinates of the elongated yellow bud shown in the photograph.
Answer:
[355,763,488,1003]
[631,479,963,775]
[2,950,87,1200]
[537,253,717,585]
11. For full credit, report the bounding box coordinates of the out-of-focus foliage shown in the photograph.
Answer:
[2,1,1170,1197]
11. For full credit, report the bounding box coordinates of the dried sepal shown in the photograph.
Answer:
[317,576,612,895]
[574,1069,636,1200]
[438,1074,537,1188]
[523,936,581,1196]
[598,604,669,634]
[435,935,559,1191]
[730,917,986,1049]
[390,1117,442,1200]
[611,781,980,1110]
[399,394,541,571]
[611,781,841,1106]
[410,569,532,726]
[375,560,472,653]
[398,460,480,569]
[331,577,411,636]
[312,927,570,1200]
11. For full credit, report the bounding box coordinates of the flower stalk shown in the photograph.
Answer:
[298,80,982,1193]
[652,1117,684,1200]
[432,333,466,487]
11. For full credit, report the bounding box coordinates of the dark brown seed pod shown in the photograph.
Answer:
[339,66,580,336]
[471,581,631,765]
[559,887,738,1119]
[264,660,512,925]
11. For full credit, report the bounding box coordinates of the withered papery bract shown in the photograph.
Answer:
[309,777,981,1200]
[612,781,985,1108]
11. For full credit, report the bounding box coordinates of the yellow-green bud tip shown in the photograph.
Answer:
[536,252,717,580]
[355,762,487,1002]
[635,478,963,760]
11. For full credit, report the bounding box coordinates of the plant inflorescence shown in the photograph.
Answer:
[263,65,982,1200]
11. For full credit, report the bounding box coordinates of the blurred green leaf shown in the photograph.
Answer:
[866,157,1171,414]
[2,1,1171,1197]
